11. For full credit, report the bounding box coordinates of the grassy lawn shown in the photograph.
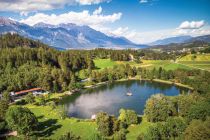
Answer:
[23,104,97,140]
[126,116,153,140]
[21,102,152,140]
[94,59,117,69]
[116,61,142,67]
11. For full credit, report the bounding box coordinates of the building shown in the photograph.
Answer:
[10,88,48,98]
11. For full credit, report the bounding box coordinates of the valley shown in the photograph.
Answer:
[0,1,210,139]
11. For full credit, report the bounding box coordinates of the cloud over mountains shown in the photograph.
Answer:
[20,7,122,32]
[178,20,205,29]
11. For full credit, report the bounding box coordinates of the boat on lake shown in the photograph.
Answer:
[126,88,133,96]
[126,92,133,96]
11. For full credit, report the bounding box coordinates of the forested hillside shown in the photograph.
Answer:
[0,34,141,93]
[0,33,94,92]
[0,33,48,48]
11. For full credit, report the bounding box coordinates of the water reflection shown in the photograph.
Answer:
[62,80,188,119]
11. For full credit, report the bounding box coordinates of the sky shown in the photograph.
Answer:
[0,0,210,44]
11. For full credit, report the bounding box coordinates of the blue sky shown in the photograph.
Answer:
[0,0,210,43]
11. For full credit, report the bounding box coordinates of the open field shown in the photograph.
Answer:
[141,60,192,70]
[78,56,210,80]
[94,59,117,69]
[94,59,192,71]
[178,61,210,71]
[177,54,210,71]
[178,54,210,61]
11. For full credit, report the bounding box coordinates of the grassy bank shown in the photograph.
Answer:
[152,79,193,90]
[126,116,153,140]
[84,77,193,91]
[23,104,97,140]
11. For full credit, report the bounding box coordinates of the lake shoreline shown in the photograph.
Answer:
[82,77,193,91]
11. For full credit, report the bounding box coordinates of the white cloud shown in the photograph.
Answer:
[0,0,111,13]
[139,0,148,3]
[20,8,122,28]
[105,24,210,44]
[76,0,110,5]
[178,20,205,29]
[93,6,102,15]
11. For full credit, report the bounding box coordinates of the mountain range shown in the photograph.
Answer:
[0,17,146,50]
[0,17,210,50]
[149,35,210,46]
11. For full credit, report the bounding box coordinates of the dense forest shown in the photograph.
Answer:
[0,33,180,93]
[0,34,95,92]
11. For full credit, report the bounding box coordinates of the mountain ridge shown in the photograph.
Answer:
[149,35,210,46]
[0,17,147,49]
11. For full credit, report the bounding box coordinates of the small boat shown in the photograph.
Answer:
[126,88,133,96]
[126,92,133,96]
[126,91,133,96]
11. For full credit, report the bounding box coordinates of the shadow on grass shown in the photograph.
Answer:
[35,118,62,137]
[138,116,142,124]
[36,115,44,119]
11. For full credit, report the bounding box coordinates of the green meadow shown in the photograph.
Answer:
[94,59,117,69]
[178,54,210,71]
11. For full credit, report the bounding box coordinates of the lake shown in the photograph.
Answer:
[62,80,189,119]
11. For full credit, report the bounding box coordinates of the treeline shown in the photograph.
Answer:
[90,65,210,94]
[138,50,179,60]
[71,48,140,61]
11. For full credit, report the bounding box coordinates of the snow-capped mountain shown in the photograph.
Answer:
[0,17,146,49]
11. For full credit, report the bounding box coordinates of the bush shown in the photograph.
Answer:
[0,121,7,133]
[96,112,112,136]
[144,117,187,140]
[25,93,35,104]
[184,119,210,140]
[119,109,138,125]
[46,101,57,110]
[144,94,176,122]
[58,131,80,140]
[144,125,161,140]
[114,129,127,140]
[186,101,210,122]
[5,106,38,136]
